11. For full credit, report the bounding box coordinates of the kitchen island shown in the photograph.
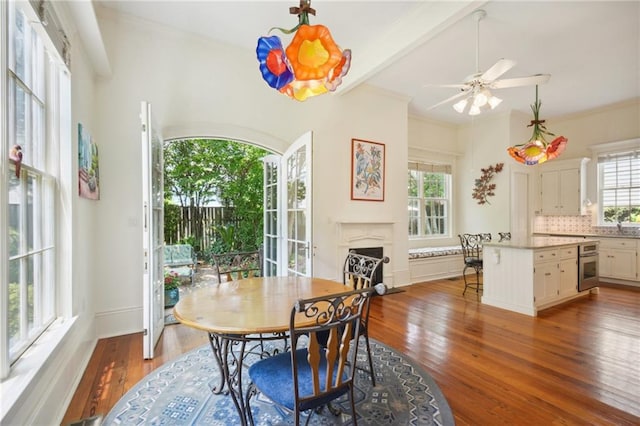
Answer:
[482,236,599,316]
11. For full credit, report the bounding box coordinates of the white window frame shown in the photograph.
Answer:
[1,0,70,379]
[408,162,452,238]
[592,139,640,227]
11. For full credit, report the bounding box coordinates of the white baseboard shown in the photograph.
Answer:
[95,305,143,339]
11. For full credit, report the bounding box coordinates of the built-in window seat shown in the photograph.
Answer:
[409,245,464,283]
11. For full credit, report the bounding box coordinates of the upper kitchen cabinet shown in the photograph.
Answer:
[539,158,590,215]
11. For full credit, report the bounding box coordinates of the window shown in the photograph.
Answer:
[408,163,451,237]
[2,1,69,375]
[598,148,640,224]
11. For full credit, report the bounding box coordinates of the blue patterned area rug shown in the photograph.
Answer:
[103,339,454,425]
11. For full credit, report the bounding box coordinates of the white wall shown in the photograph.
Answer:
[92,10,411,336]
[456,112,516,236]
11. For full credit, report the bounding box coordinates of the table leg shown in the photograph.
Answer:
[222,337,251,425]
[207,333,226,394]
[207,333,252,425]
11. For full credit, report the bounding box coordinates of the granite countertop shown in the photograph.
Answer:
[534,232,640,240]
[484,236,599,250]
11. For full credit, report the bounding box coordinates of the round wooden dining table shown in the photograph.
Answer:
[173,276,348,426]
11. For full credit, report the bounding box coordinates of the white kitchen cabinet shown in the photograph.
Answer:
[599,238,638,281]
[559,258,578,296]
[534,258,559,305]
[533,247,577,306]
[538,157,589,215]
[559,246,578,297]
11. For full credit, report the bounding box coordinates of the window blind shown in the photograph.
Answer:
[408,161,452,174]
[598,149,640,211]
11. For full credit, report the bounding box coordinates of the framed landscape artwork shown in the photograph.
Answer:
[351,138,385,201]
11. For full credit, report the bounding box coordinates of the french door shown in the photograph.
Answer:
[141,101,164,359]
[263,132,313,277]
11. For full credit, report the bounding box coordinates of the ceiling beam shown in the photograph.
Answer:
[67,1,112,77]
[338,0,487,96]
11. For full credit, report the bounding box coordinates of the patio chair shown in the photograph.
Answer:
[212,250,262,283]
[246,286,384,425]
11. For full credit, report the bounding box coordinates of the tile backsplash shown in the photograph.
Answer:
[534,215,639,236]
[534,215,592,233]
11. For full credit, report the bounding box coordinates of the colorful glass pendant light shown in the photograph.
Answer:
[256,0,351,101]
[507,85,567,165]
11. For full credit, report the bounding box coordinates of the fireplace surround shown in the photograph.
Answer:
[337,221,393,283]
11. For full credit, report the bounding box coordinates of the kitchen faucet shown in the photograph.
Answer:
[617,221,623,233]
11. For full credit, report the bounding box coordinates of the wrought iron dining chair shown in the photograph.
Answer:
[458,234,485,295]
[212,250,262,283]
[480,233,492,242]
[498,232,511,241]
[246,286,383,426]
[212,248,287,357]
[342,251,390,387]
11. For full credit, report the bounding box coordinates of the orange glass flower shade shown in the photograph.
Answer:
[256,1,351,101]
[507,86,568,165]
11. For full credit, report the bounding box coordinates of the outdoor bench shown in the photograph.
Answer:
[164,244,197,285]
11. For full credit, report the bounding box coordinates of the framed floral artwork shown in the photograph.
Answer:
[351,138,385,201]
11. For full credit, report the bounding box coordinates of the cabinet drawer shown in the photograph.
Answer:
[534,249,559,263]
[558,246,577,260]
[599,238,638,250]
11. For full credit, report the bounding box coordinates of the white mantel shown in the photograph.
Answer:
[336,221,394,283]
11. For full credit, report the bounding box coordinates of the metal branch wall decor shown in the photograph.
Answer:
[472,162,504,205]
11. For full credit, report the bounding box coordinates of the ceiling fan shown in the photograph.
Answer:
[428,9,551,115]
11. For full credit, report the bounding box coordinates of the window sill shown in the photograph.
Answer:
[0,316,77,422]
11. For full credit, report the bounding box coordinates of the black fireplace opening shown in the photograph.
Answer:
[348,246,384,285]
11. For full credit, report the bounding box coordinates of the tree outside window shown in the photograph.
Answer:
[408,165,451,237]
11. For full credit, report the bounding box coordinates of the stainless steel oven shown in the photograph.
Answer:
[578,242,599,291]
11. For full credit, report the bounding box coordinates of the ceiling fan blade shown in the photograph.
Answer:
[480,59,516,82]
[423,83,468,89]
[428,90,470,110]
[491,74,551,89]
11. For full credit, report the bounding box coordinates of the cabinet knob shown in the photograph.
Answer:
[545,272,552,276]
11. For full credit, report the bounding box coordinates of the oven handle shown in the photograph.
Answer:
[580,252,599,258]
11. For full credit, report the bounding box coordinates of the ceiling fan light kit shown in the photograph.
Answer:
[427,9,550,117]
[453,99,467,113]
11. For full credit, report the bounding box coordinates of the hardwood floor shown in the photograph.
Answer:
[62,278,640,425]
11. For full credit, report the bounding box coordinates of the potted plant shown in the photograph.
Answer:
[164,270,180,308]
